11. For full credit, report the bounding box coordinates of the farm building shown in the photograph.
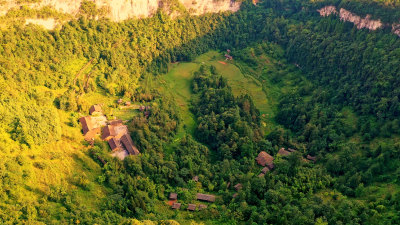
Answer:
[89,105,102,115]
[256,151,274,169]
[102,123,139,156]
[187,204,196,211]
[109,119,123,126]
[84,127,101,141]
[120,134,140,155]
[169,193,178,200]
[171,202,181,210]
[225,54,233,60]
[196,193,216,202]
[278,148,291,156]
[108,138,122,151]
[101,125,128,141]
[80,112,107,137]
[79,116,94,135]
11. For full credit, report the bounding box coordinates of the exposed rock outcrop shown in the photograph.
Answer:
[25,18,58,29]
[0,0,240,21]
[317,6,337,17]
[392,23,400,37]
[339,8,382,30]
[317,6,400,37]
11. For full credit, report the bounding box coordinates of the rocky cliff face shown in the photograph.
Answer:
[1,0,240,22]
[318,6,400,37]
[339,8,382,30]
[317,6,337,17]
[318,6,382,30]
[392,23,400,37]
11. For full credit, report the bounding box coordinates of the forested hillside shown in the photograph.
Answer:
[1,0,400,224]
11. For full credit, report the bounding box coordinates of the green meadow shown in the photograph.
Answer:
[162,50,291,137]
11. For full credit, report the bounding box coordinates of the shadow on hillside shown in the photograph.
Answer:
[143,1,272,75]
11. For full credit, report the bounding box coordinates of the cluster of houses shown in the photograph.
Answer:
[225,49,233,60]
[169,192,214,211]
[79,104,140,160]
[167,148,317,210]
[79,105,108,141]
[229,149,317,198]
[255,148,317,176]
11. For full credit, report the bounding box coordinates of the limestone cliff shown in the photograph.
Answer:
[318,6,399,37]
[317,6,337,17]
[1,0,240,25]
[392,23,400,37]
[339,8,382,30]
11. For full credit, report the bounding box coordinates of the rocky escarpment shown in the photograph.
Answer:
[317,5,337,17]
[392,23,400,36]
[318,6,399,37]
[339,8,382,30]
[1,0,240,27]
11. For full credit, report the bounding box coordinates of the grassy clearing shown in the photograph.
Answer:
[162,50,281,138]
[161,62,200,139]
[200,51,286,133]
[209,59,269,113]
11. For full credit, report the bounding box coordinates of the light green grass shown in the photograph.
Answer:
[162,62,200,139]
[198,51,277,132]
[209,61,269,113]
[162,50,279,138]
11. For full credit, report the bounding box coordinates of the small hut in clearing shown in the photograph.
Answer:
[256,151,274,169]
[278,148,291,156]
[171,202,181,210]
[169,193,178,200]
[187,204,196,211]
[225,54,233,60]
[196,193,216,202]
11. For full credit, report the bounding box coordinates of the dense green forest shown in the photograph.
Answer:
[1,0,400,224]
